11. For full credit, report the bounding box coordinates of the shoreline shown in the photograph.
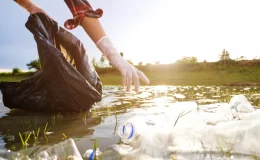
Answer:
[1,75,260,86]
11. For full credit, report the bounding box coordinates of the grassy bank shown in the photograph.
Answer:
[2,60,260,85]
[0,76,30,82]
[99,61,260,85]
[1,69,260,86]
[100,70,260,86]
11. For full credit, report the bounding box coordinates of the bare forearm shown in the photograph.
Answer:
[80,17,106,44]
[14,0,44,14]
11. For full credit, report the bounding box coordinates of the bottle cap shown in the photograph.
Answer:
[118,122,135,140]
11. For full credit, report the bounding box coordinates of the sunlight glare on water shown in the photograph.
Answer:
[0,86,260,160]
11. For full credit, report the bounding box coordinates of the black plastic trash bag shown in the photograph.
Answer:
[0,13,102,112]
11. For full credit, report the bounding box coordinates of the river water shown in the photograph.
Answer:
[1,85,260,159]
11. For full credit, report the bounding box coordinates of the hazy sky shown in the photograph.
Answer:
[1,0,260,71]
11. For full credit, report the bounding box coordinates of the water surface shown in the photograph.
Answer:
[0,85,260,159]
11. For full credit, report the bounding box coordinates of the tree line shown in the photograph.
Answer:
[7,49,260,75]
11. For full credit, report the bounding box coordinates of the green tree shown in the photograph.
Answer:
[91,57,99,68]
[100,55,105,63]
[219,49,233,65]
[12,67,22,75]
[175,56,198,64]
[138,61,143,66]
[219,49,231,61]
[26,59,41,70]
[99,55,107,68]
[155,61,160,65]
[235,56,246,61]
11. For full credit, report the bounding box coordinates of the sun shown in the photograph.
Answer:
[118,27,181,65]
[114,0,193,65]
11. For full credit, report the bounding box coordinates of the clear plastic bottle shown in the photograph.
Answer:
[117,116,151,144]
[83,148,102,160]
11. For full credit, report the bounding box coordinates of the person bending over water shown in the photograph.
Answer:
[16,0,150,92]
[0,0,150,112]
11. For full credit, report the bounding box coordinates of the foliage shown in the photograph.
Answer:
[175,56,198,64]
[100,55,106,64]
[91,57,99,69]
[26,59,41,70]
[235,56,246,61]
[91,56,110,68]
[99,55,111,68]
[2,66,260,86]
[12,67,22,75]
[2,57,260,86]
[19,132,32,148]
[219,49,231,61]
[138,61,143,66]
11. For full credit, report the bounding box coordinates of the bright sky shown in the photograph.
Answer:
[1,0,260,71]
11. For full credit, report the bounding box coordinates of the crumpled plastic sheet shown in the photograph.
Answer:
[34,138,83,160]
[0,138,83,160]
[0,95,259,160]
[103,95,260,160]
[0,13,102,112]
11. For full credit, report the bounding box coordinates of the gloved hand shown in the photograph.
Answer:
[97,36,150,92]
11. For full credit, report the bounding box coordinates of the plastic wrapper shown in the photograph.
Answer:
[0,138,82,160]
[104,95,260,160]
[0,13,102,112]
[35,138,83,160]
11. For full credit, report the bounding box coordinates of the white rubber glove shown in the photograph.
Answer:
[96,36,150,92]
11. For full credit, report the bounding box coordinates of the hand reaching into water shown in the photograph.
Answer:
[109,53,150,92]
[15,0,150,92]
[97,36,150,92]
[63,0,150,92]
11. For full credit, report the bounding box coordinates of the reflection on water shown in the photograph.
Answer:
[0,85,260,159]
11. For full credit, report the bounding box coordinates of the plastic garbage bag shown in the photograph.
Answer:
[0,13,102,112]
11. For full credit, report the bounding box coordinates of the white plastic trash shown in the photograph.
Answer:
[229,95,254,113]
[117,116,149,144]
[34,138,83,160]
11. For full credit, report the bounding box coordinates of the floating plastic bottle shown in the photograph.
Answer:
[83,148,103,160]
[117,116,157,144]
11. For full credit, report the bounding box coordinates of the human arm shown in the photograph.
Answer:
[13,0,52,18]
[82,18,150,92]
[64,0,150,92]
[14,0,150,92]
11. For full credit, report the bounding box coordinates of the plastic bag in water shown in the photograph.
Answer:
[35,138,82,160]
[229,95,254,113]
[0,13,102,112]
[107,95,260,160]
[0,138,82,160]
